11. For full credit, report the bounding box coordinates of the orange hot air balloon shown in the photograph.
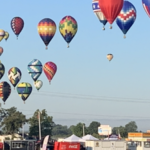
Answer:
[43,62,57,83]
[0,47,3,56]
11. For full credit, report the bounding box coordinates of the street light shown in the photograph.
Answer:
[38,111,42,140]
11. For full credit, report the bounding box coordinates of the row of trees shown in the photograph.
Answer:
[0,106,139,139]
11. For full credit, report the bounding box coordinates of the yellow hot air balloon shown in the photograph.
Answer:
[4,31,9,41]
[107,54,113,61]
[0,29,5,42]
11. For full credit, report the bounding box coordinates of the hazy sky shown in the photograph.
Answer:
[0,0,150,132]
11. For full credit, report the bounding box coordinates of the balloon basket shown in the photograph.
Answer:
[67,44,69,48]
[110,25,112,29]
[46,46,48,50]
[124,35,126,39]
[24,101,25,104]
[4,102,5,105]
[102,27,105,30]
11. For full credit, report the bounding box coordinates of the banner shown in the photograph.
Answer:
[42,135,49,150]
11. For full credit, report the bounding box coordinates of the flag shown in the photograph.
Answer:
[42,135,49,150]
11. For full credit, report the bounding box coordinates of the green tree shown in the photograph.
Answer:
[88,121,100,135]
[125,121,137,133]
[0,107,27,134]
[29,109,54,137]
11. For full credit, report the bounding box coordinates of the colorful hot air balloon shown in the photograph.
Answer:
[0,81,11,104]
[98,0,123,28]
[34,80,43,91]
[59,16,78,48]
[0,63,5,80]
[17,82,32,103]
[142,0,150,17]
[116,1,136,38]
[11,17,24,39]
[4,31,9,41]
[107,54,113,61]
[0,47,3,56]
[92,0,107,30]
[28,59,43,82]
[37,18,56,49]
[8,67,22,89]
[0,30,5,42]
[43,62,57,83]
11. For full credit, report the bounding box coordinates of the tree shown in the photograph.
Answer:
[88,121,100,135]
[125,121,137,133]
[52,124,72,137]
[0,107,27,134]
[72,123,88,137]
[29,109,54,137]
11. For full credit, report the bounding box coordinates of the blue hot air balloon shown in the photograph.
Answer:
[92,0,107,30]
[142,0,150,18]
[116,1,136,38]
[27,59,42,82]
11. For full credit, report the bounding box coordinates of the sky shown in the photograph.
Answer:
[0,0,150,132]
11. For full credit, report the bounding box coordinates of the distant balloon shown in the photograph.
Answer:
[28,59,43,82]
[0,63,5,80]
[0,81,11,104]
[107,54,113,61]
[11,17,24,39]
[37,18,56,49]
[0,29,5,42]
[34,80,43,91]
[43,62,57,83]
[116,1,136,38]
[8,67,22,89]
[98,0,123,28]
[4,31,9,41]
[59,16,78,47]
[17,82,32,103]
[142,0,150,17]
[92,0,107,30]
[0,47,3,56]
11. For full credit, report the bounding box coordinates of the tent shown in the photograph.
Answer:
[104,138,118,141]
[63,134,85,142]
[82,134,99,141]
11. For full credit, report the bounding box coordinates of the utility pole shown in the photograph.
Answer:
[38,111,42,140]
[83,123,85,136]
[22,123,24,140]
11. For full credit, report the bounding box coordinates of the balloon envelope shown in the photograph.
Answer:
[37,18,56,49]
[142,0,150,17]
[59,16,78,47]
[92,0,107,27]
[17,82,32,102]
[34,80,43,91]
[0,81,11,104]
[11,17,24,37]
[43,62,57,82]
[27,59,43,82]
[8,67,22,88]
[107,54,113,61]
[116,1,136,37]
[0,47,3,56]
[0,63,5,80]
[4,32,9,41]
[98,0,123,24]
[0,29,5,42]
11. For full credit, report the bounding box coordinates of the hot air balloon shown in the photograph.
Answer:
[28,59,42,82]
[0,30,5,42]
[37,18,56,49]
[142,0,150,17]
[34,80,43,91]
[107,54,113,61]
[17,82,32,103]
[43,62,57,83]
[0,81,11,104]
[59,16,78,48]
[98,0,123,28]
[0,47,3,56]
[0,63,5,80]
[8,67,22,89]
[11,17,24,39]
[92,0,107,30]
[4,31,9,41]
[116,1,136,38]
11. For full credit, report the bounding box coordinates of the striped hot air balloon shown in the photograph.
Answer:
[142,0,150,18]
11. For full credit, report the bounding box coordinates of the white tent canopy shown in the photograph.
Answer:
[82,134,99,141]
[104,138,118,141]
[63,134,85,142]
